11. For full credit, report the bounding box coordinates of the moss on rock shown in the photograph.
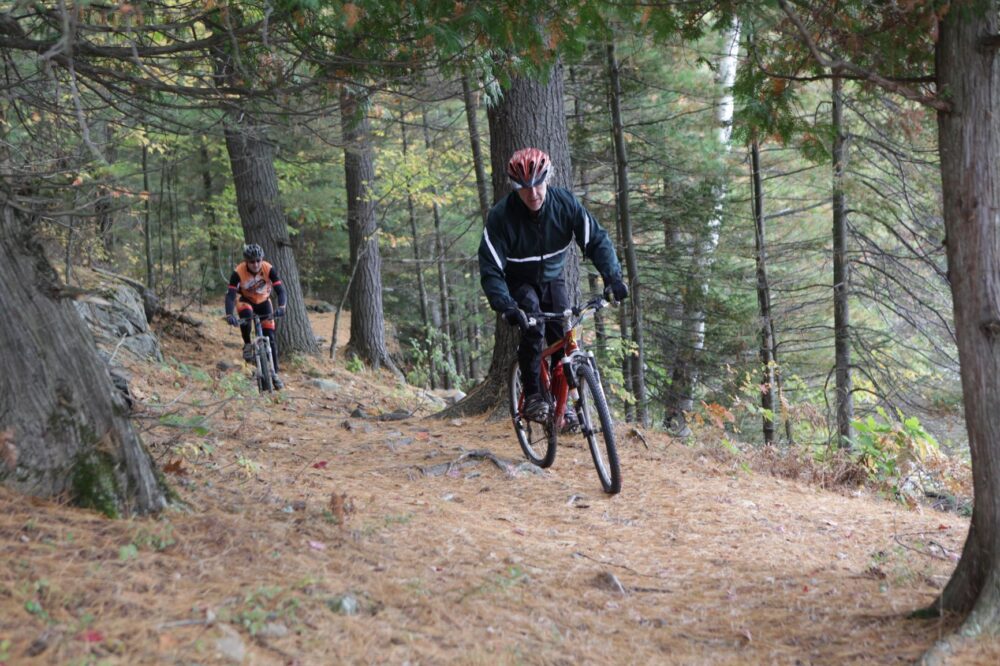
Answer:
[72,451,121,518]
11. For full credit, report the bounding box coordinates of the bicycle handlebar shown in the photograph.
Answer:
[223,311,286,322]
[525,296,611,328]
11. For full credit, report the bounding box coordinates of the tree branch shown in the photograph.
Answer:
[776,0,951,112]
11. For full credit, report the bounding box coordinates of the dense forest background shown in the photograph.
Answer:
[9,1,1000,655]
[0,1,960,472]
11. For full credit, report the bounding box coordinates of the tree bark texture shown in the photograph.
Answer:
[400,113,433,385]
[423,110,456,389]
[929,7,1000,632]
[608,41,648,426]
[439,62,574,419]
[462,72,492,227]
[750,139,776,445]
[340,86,398,373]
[831,73,854,448]
[0,202,166,516]
[223,119,318,355]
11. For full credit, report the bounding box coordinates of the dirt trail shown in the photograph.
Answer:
[1,312,997,665]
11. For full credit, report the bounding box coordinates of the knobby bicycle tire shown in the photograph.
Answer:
[256,339,274,393]
[508,360,557,468]
[576,362,621,494]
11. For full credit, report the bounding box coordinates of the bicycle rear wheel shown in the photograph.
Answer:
[576,363,620,494]
[508,360,557,468]
[256,339,274,393]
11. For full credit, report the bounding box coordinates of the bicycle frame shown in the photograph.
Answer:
[238,311,280,393]
[526,301,602,429]
[510,296,621,493]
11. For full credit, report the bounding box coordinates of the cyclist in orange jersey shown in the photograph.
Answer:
[225,243,287,389]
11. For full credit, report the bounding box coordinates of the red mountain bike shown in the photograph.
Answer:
[508,296,621,494]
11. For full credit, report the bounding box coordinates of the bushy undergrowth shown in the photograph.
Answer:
[684,400,972,514]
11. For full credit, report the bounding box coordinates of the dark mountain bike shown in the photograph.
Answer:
[238,312,282,394]
[508,296,621,494]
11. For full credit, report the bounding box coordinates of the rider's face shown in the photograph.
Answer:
[517,181,547,212]
[246,259,262,272]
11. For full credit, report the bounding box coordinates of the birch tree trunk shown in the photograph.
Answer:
[831,72,854,447]
[664,19,740,432]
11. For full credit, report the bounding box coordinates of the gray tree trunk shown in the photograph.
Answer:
[462,72,491,227]
[750,139,776,445]
[223,120,318,355]
[608,41,648,426]
[831,72,854,448]
[439,61,573,418]
[400,112,434,384]
[340,86,399,374]
[423,110,456,390]
[0,201,166,516]
[142,144,154,291]
[925,7,1000,638]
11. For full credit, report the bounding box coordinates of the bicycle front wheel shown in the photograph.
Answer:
[576,362,620,494]
[508,360,557,468]
[256,339,274,393]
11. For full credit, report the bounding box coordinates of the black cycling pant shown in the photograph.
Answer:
[237,299,279,373]
[510,279,568,397]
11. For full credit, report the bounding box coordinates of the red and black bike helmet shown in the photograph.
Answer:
[506,147,551,189]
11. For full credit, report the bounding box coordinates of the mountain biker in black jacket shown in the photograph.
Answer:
[478,147,628,422]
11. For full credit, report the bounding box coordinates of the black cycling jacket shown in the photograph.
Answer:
[478,187,622,312]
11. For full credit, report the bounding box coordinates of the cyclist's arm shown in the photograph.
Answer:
[478,217,517,312]
[570,198,623,283]
[267,266,287,307]
[224,271,240,315]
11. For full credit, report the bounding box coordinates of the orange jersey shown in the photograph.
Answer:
[232,260,276,305]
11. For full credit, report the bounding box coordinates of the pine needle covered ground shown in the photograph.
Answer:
[1,312,996,665]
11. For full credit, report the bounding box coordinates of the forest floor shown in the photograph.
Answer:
[1,309,997,665]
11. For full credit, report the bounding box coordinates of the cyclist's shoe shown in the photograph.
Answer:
[242,343,254,362]
[523,393,549,422]
[561,408,579,433]
[272,374,284,390]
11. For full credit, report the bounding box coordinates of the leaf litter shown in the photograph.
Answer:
[0,310,998,664]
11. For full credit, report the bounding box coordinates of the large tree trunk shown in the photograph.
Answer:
[223,119,318,355]
[0,201,166,516]
[608,41,648,426]
[439,61,573,418]
[924,6,1000,639]
[831,72,854,448]
[750,139,777,445]
[340,86,399,374]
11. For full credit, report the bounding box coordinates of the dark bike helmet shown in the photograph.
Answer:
[507,147,550,189]
[243,243,264,261]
